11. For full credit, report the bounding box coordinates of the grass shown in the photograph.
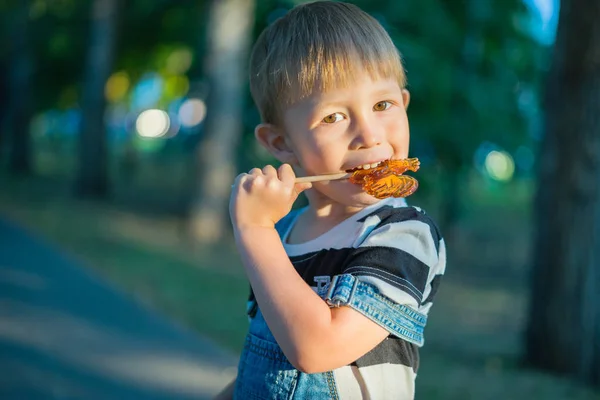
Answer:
[1,169,599,399]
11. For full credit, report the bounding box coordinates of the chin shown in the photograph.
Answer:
[346,192,383,207]
[314,181,383,208]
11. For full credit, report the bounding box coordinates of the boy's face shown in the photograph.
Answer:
[259,70,411,208]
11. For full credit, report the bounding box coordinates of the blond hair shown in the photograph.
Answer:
[249,1,406,125]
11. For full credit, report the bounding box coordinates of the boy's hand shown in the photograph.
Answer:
[230,164,312,230]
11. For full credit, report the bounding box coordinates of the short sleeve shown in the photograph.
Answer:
[342,206,445,312]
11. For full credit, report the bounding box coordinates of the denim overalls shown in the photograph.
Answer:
[233,209,428,400]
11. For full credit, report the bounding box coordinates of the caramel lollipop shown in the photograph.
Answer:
[295,158,420,199]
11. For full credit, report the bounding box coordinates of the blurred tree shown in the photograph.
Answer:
[13,0,543,232]
[6,0,34,175]
[377,0,541,230]
[75,0,120,198]
[525,0,600,387]
[189,0,256,243]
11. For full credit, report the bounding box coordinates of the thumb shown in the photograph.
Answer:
[294,182,312,195]
[290,182,312,204]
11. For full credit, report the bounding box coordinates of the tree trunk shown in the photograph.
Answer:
[525,0,600,387]
[189,0,256,243]
[75,0,119,198]
[7,0,33,175]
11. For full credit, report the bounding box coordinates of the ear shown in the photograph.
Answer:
[254,123,297,165]
[401,89,411,110]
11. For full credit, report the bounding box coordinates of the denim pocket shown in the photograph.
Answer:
[235,333,299,400]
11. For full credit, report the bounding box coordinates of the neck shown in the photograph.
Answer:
[303,190,365,225]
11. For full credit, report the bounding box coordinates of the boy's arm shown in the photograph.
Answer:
[235,225,390,373]
[230,164,390,373]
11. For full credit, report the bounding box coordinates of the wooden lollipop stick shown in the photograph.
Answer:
[295,172,351,183]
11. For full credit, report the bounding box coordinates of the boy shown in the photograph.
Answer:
[218,1,446,399]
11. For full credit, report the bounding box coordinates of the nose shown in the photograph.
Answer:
[349,115,383,150]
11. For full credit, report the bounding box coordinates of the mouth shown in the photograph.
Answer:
[344,160,387,173]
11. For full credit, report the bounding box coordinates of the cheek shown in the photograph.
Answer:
[292,141,328,173]
[386,119,410,157]
[386,118,408,137]
[299,149,346,176]
[303,133,343,159]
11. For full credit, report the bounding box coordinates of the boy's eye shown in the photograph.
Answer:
[322,113,344,124]
[373,101,392,111]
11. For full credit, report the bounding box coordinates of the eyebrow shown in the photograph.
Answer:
[314,100,347,109]
[309,84,401,107]
[371,88,401,97]
[317,91,398,108]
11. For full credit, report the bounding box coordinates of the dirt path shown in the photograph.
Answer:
[0,217,237,399]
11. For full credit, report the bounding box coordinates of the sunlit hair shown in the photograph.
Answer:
[249,1,407,125]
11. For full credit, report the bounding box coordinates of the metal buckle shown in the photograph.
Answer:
[325,275,340,307]
[325,274,359,308]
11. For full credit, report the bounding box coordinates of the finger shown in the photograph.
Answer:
[294,182,312,194]
[238,174,266,193]
[231,173,247,190]
[262,165,278,177]
[248,167,263,176]
[278,164,296,187]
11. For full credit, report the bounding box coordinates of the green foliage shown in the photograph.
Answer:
[356,0,544,170]
[4,0,547,185]
[23,0,89,110]
[3,0,202,111]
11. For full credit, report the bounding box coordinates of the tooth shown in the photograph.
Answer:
[371,163,379,168]
[362,164,371,169]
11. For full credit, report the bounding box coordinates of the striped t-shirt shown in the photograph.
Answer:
[249,197,446,399]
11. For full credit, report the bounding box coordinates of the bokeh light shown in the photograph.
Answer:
[132,73,164,110]
[164,75,190,100]
[105,71,130,103]
[178,98,206,128]
[165,48,193,74]
[135,109,170,138]
[485,150,515,182]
